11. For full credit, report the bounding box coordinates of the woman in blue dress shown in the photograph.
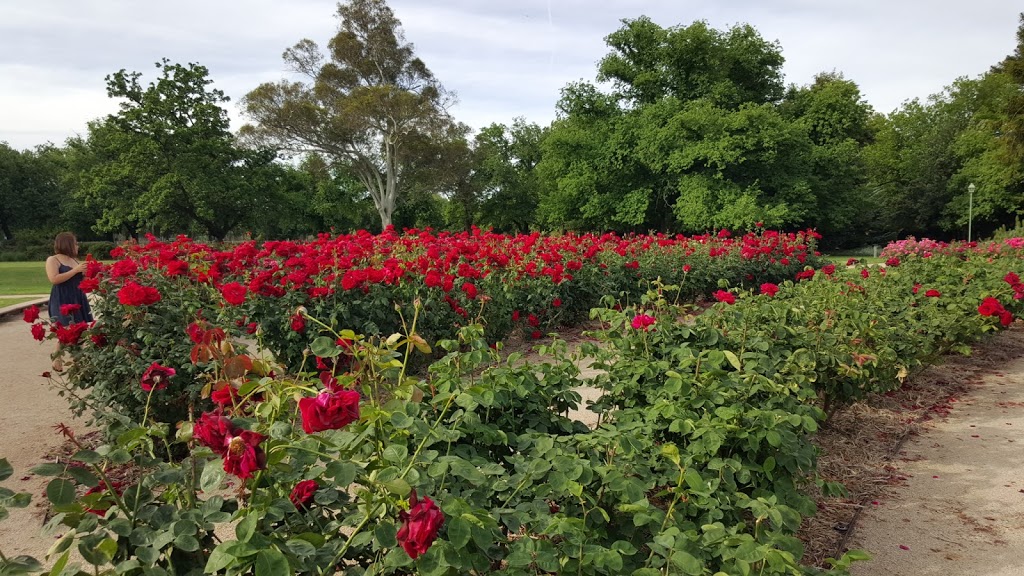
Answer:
[46,232,93,370]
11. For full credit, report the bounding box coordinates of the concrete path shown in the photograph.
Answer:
[849,352,1024,576]
[0,312,83,559]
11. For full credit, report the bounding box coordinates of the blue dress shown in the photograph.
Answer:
[49,262,93,325]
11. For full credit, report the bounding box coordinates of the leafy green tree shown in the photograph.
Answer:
[241,0,459,229]
[75,60,282,239]
[781,73,876,247]
[538,18,814,233]
[472,119,546,233]
[0,143,64,239]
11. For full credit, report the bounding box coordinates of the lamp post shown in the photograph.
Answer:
[968,183,976,243]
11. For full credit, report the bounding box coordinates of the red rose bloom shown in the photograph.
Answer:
[194,412,235,455]
[713,290,735,305]
[925,289,941,298]
[461,282,477,300]
[527,313,540,327]
[396,491,444,559]
[1005,272,1021,285]
[530,330,542,340]
[885,257,901,267]
[54,322,89,345]
[1000,310,1014,327]
[552,297,562,308]
[760,283,779,297]
[299,389,360,433]
[978,297,1005,317]
[222,429,266,480]
[631,314,656,330]
[30,323,46,341]
[290,313,306,333]
[90,333,107,347]
[60,303,81,316]
[220,282,247,306]
[821,264,836,276]
[78,277,99,293]
[860,269,870,279]
[118,281,161,306]
[912,284,921,294]
[141,362,176,392]
[290,480,319,509]
[22,305,40,323]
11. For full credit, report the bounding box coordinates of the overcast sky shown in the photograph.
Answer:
[1,1,1020,151]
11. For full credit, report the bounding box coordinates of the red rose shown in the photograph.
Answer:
[912,284,921,294]
[530,330,542,340]
[682,264,691,273]
[978,297,1005,317]
[860,269,870,279]
[222,429,266,480]
[1000,310,1014,327]
[527,313,540,327]
[885,257,900,267]
[245,322,258,334]
[511,310,520,322]
[461,282,477,300]
[54,322,89,345]
[22,305,40,323]
[846,258,858,266]
[631,314,656,330]
[299,389,360,433]
[290,313,306,333]
[925,289,941,298]
[111,259,138,278]
[31,323,46,341]
[220,282,247,306]
[60,303,81,316]
[821,264,836,275]
[713,290,735,305]
[552,297,562,308]
[1005,272,1021,285]
[78,277,99,293]
[289,480,319,509]
[396,491,444,559]
[90,333,107,347]
[141,362,176,392]
[760,283,779,297]
[194,412,235,455]
[118,281,161,306]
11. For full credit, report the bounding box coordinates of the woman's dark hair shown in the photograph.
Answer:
[54,232,78,257]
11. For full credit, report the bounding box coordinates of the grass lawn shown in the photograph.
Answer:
[0,296,42,308]
[0,262,52,295]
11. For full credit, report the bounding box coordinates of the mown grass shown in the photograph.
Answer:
[0,296,42,308]
[0,262,51,295]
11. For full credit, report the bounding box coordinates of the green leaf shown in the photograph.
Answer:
[71,450,101,464]
[64,467,98,487]
[135,546,159,566]
[47,550,70,576]
[0,459,12,482]
[310,336,340,358]
[0,555,43,574]
[31,463,65,476]
[200,459,225,492]
[383,478,411,497]
[684,468,705,492]
[45,478,75,507]
[723,350,742,370]
[255,549,290,576]
[174,534,200,552]
[236,514,258,543]
[670,550,703,575]
[446,517,471,548]
[374,521,398,549]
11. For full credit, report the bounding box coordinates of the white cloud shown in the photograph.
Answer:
[0,0,1020,149]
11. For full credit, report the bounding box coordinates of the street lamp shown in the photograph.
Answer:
[968,183,976,243]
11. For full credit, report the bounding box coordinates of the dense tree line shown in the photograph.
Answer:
[2,1,1022,250]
